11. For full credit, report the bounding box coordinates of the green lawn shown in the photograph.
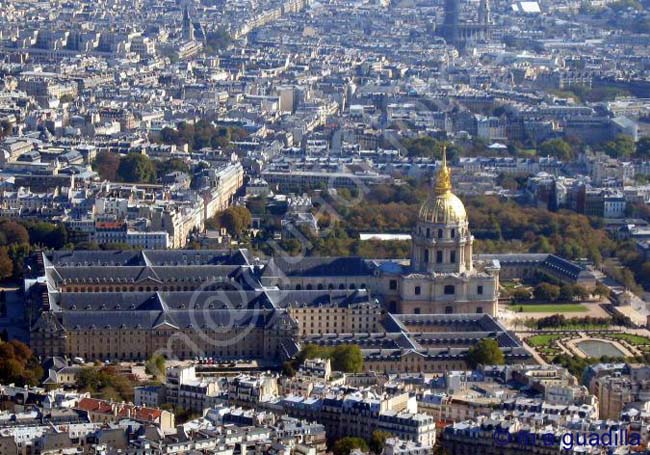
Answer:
[608,333,650,346]
[508,304,588,313]
[527,334,563,347]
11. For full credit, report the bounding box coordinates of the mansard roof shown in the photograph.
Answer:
[261,256,373,278]
[43,249,251,268]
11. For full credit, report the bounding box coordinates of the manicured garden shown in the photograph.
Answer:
[526,334,563,347]
[607,333,650,346]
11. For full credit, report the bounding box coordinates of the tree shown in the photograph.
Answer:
[636,136,650,159]
[76,366,134,401]
[145,354,166,381]
[219,206,252,238]
[603,135,635,159]
[24,221,67,249]
[92,151,121,181]
[558,284,575,302]
[534,283,561,302]
[117,152,157,183]
[205,28,232,54]
[333,437,369,455]
[0,221,29,246]
[539,138,574,161]
[369,430,391,454]
[0,340,42,386]
[594,282,611,298]
[156,158,190,176]
[466,339,504,368]
[331,344,364,373]
[0,248,13,280]
[512,288,531,302]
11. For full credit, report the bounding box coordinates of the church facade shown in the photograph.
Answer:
[262,150,501,316]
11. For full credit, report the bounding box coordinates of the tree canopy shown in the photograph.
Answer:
[333,437,369,455]
[0,340,43,386]
[158,120,247,151]
[208,206,252,238]
[539,138,574,161]
[117,152,158,183]
[466,338,505,368]
[296,343,364,373]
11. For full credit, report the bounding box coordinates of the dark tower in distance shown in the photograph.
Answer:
[182,5,195,41]
[479,0,491,27]
[442,0,460,47]
[440,0,491,50]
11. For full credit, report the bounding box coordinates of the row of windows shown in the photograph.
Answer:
[293,283,366,290]
[412,306,483,314]
[423,249,456,264]
[413,285,483,296]
[421,227,457,239]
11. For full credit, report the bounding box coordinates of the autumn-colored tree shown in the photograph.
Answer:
[92,151,121,181]
[0,248,13,280]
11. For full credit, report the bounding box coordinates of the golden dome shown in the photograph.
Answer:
[419,191,467,224]
[418,146,468,224]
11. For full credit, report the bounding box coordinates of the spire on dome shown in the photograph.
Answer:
[434,145,452,195]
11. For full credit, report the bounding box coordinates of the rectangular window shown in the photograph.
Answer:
[415,286,421,295]
[389,280,397,290]
[478,285,484,295]
[436,251,443,263]
[450,251,456,263]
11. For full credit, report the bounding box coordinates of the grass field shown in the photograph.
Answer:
[508,304,588,313]
[608,333,650,346]
[526,334,563,347]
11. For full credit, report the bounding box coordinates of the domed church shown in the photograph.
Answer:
[397,148,500,315]
[258,147,501,316]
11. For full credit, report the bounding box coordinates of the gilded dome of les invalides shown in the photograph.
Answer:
[418,147,467,225]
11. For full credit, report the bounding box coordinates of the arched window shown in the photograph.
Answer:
[328,284,334,290]
[296,284,302,290]
[476,307,483,314]
[317,284,324,290]
[414,307,421,314]
[338,284,345,289]
[306,284,313,290]
[414,286,421,295]
[349,284,356,290]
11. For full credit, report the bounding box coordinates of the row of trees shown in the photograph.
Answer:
[333,431,391,455]
[533,314,632,330]
[93,151,190,184]
[75,365,135,402]
[0,219,70,281]
[158,120,247,152]
[283,343,364,376]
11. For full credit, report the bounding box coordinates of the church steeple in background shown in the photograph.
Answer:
[182,4,195,41]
